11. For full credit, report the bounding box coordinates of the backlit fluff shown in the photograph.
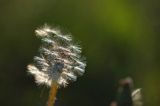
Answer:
[27,25,86,87]
[132,89,143,106]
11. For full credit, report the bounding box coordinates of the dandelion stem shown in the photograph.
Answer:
[47,82,58,106]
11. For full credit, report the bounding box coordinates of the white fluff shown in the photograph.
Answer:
[27,25,86,87]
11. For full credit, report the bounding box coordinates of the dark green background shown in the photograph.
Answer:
[0,0,160,106]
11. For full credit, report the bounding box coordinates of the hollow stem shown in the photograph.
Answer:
[47,82,58,106]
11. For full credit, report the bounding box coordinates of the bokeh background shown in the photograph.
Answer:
[0,0,160,106]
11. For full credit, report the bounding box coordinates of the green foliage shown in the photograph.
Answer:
[0,0,160,106]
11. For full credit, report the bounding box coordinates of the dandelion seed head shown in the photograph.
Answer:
[27,24,86,87]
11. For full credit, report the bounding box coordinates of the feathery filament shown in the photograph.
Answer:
[27,25,86,87]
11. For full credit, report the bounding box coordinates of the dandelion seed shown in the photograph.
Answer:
[27,24,86,106]
[28,24,86,87]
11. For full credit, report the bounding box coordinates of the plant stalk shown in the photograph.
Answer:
[47,82,58,106]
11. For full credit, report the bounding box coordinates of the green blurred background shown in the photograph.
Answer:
[0,0,160,106]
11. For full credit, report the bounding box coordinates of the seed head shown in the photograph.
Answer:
[27,24,86,87]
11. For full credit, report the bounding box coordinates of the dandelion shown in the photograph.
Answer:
[27,24,86,106]
[111,77,143,106]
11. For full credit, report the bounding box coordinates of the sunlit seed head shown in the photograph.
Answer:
[27,24,86,87]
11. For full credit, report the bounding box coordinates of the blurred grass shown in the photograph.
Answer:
[0,0,160,106]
